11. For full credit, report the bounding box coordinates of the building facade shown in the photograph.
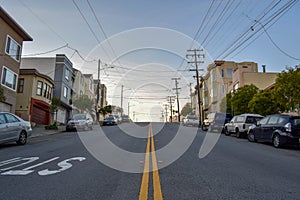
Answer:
[20,54,75,124]
[15,69,54,125]
[0,7,32,113]
[199,60,258,119]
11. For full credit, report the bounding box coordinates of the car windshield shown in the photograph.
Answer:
[73,115,86,120]
[246,116,263,124]
[106,117,115,120]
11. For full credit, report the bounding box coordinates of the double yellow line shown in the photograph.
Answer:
[139,123,163,200]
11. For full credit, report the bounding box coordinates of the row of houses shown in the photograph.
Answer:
[0,7,107,125]
[191,60,278,121]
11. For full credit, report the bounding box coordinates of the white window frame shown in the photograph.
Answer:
[65,68,70,81]
[63,86,68,98]
[5,35,21,62]
[1,66,18,91]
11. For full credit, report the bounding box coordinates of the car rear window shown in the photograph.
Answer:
[245,116,262,124]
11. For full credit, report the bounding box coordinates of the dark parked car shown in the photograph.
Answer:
[0,112,32,145]
[102,116,118,126]
[202,112,232,133]
[66,113,93,131]
[247,114,300,148]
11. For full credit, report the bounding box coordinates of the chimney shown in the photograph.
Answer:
[262,65,266,73]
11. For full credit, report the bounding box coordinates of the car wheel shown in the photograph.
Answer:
[273,134,281,148]
[236,128,241,138]
[248,130,256,142]
[201,124,207,131]
[225,127,230,136]
[17,131,27,145]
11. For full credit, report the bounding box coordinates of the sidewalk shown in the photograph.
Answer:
[31,125,65,138]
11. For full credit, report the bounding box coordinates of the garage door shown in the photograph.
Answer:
[31,106,49,125]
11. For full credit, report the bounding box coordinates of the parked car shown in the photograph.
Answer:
[224,114,263,138]
[66,113,93,131]
[121,115,131,123]
[247,114,300,148]
[102,116,118,126]
[0,112,32,145]
[183,115,199,126]
[202,112,232,133]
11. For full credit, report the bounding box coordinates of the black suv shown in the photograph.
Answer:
[247,114,300,148]
[202,112,232,133]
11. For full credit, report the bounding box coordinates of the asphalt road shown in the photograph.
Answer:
[0,123,300,200]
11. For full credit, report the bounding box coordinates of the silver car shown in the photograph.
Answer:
[224,113,263,138]
[66,113,94,131]
[0,112,32,145]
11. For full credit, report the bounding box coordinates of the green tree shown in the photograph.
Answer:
[231,84,259,115]
[50,98,61,124]
[181,103,193,116]
[248,89,279,116]
[220,93,233,114]
[99,105,112,116]
[0,86,6,102]
[273,66,300,112]
[73,95,94,113]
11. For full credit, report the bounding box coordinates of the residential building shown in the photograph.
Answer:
[229,64,278,92]
[0,7,32,112]
[20,54,75,124]
[73,69,85,97]
[83,74,94,100]
[15,69,54,125]
[199,60,258,119]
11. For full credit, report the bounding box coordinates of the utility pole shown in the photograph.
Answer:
[189,83,193,112]
[164,104,168,122]
[186,49,204,126]
[120,85,124,117]
[172,78,181,122]
[96,59,101,121]
[167,96,175,122]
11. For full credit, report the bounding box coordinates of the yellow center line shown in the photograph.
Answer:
[138,123,164,200]
[138,124,151,200]
[150,124,163,200]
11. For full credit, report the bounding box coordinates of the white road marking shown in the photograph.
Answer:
[0,157,21,167]
[38,157,86,176]
[0,157,39,172]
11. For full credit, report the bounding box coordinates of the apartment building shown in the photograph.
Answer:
[15,69,54,125]
[0,7,32,112]
[20,54,75,124]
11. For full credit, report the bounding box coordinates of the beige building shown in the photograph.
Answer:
[16,69,54,125]
[0,7,32,113]
[199,60,258,119]
[83,74,94,100]
[229,64,278,92]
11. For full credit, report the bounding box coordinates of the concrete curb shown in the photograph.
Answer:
[30,125,65,138]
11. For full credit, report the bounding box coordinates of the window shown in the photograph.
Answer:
[259,117,269,125]
[43,83,48,98]
[221,69,224,78]
[5,36,21,61]
[1,66,17,91]
[17,78,24,93]
[213,85,218,97]
[37,81,43,95]
[65,69,70,81]
[222,85,225,94]
[268,116,278,125]
[226,69,232,78]
[212,70,217,81]
[0,114,6,124]
[5,113,20,123]
[63,86,68,98]
[234,83,239,91]
[236,116,245,123]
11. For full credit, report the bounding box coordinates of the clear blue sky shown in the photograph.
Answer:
[1,0,299,121]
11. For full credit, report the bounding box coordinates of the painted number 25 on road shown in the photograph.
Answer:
[0,156,86,176]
